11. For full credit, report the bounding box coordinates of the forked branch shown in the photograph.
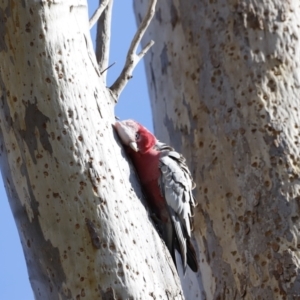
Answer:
[110,0,157,101]
[89,0,110,29]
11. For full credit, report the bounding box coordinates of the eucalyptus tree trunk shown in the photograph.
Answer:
[0,1,183,299]
[134,0,300,299]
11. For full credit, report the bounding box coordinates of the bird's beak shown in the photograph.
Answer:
[129,141,138,152]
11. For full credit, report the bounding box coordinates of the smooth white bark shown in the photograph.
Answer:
[0,1,183,298]
[134,0,300,299]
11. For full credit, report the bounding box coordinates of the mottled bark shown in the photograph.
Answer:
[134,0,300,299]
[0,1,183,299]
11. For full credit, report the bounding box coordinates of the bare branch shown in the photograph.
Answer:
[89,0,110,30]
[95,0,113,82]
[138,40,155,59]
[101,61,116,74]
[109,0,157,101]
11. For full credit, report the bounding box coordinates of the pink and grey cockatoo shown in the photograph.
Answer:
[114,119,198,273]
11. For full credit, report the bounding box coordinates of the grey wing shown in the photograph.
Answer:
[159,152,196,235]
[158,145,196,271]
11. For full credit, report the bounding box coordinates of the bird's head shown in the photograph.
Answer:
[114,119,157,153]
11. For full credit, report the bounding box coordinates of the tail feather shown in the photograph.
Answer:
[155,208,199,274]
[169,206,198,274]
[186,238,198,272]
[172,235,198,274]
[169,208,188,273]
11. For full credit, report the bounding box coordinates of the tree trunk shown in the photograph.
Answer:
[0,1,183,299]
[134,0,300,299]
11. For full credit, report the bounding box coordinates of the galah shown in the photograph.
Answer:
[114,119,198,273]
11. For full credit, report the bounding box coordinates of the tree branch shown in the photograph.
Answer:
[109,0,157,101]
[89,0,110,30]
[95,0,113,82]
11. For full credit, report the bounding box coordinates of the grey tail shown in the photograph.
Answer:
[186,238,198,273]
[169,207,199,274]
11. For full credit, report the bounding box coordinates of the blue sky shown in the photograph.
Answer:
[0,1,152,298]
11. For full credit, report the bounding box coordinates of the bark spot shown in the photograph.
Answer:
[81,288,85,297]
[267,79,277,92]
[109,243,116,251]
[100,287,116,300]
[155,8,162,23]
[235,222,240,232]
[86,218,101,249]
[247,11,264,30]
[150,62,157,98]
[25,22,31,33]
[88,163,101,195]
[160,45,169,75]
[20,102,53,163]
[0,85,13,131]
[170,3,179,29]
[271,242,280,252]
[0,8,8,52]
[67,109,73,118]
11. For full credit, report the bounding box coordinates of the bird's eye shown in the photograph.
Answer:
[135,132,140,140]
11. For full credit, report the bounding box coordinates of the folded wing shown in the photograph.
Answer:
[157,142,198,273]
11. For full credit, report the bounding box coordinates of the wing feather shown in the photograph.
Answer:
[169,207,187,274]
[157,142,197,272]
[158,149,195,232]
